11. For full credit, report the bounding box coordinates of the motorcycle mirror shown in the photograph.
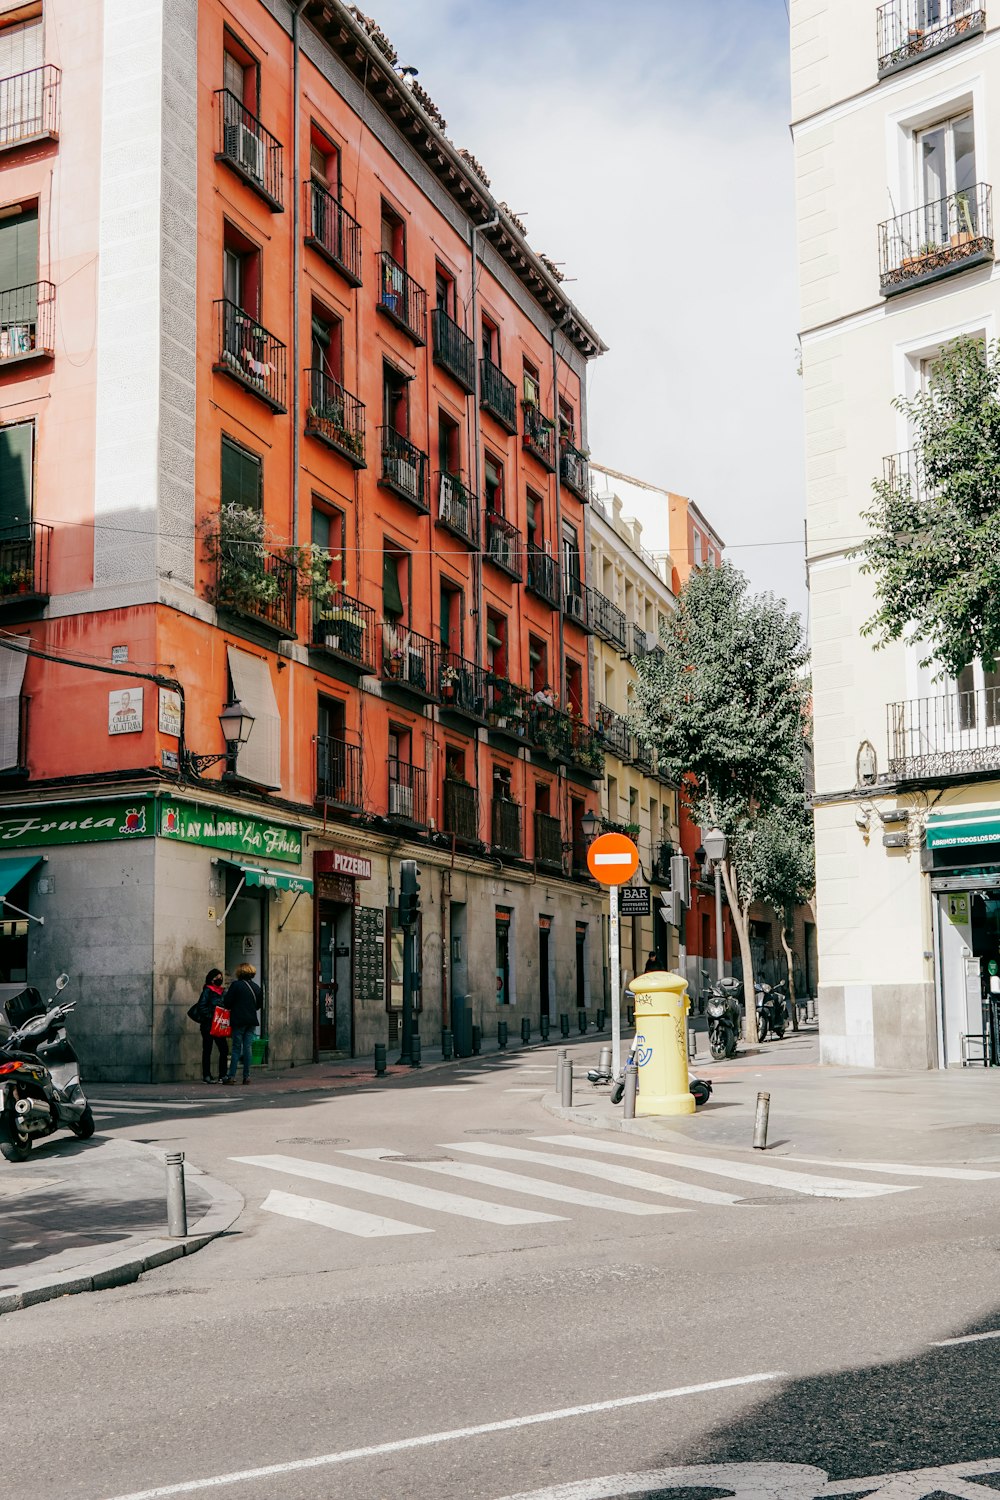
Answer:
[55,973,69,991]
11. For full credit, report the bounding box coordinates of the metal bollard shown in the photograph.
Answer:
[411,1033,422,1068]
[555,1047,567,1094]
[597,1044,612,1079]
[521,1017,531,1046]
[623,1061,638,1119]
[165,1151,188,1238]
[441,1029,453,1061]
[560,1013,570,1037]
[577,1008,587,1034]
[596,1008,606,1031]
[498,1020,508,1050]
[753,1090,770,1150]
[540,1015,550,1042]
[560,1055,573,1107]
[374,1043,387,1077]
[471,1024,481,1055]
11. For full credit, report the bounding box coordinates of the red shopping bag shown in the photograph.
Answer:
[210,1005,231,1039]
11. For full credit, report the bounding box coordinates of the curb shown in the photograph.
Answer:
[0,1153,245,1319]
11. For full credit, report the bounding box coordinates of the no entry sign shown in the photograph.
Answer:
[587,832,640,886]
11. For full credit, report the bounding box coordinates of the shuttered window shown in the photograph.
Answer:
[0,641,26,770]
[0,423,32,532]
[0,18,42,79]
[0,208,38,297]
[220,436,261,510]
[226,646,281,790]
[382,550,404,617]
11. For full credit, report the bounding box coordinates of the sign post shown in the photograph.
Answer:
[587,832,641,1077]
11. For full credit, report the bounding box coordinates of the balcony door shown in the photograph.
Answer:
[916,112,976,243]
[0,17,42,145]
[0,206,38,324]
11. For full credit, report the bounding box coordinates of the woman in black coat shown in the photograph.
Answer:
[196,968,229,1084]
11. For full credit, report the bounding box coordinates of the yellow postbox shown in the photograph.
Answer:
[630,971,694,1117]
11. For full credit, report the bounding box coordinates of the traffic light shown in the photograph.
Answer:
[399,859,420,927]
[670,854,691,907]
[659,890,683,928]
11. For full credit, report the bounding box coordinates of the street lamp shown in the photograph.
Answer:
[185,699,255,776]
[580,808,600,844]
[702,827,728,983]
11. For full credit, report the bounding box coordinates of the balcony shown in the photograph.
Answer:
[534,811,564,872]
[492,797,523,859]
[633,737,655,773]
[562,577,592,632]
[303,181,362,285]
[213,300,287,412]
[435,471,479,549]
[312,592,377,675]
[379,427,428,511]
[431,307,475,393]
[0,523,51,613]
[525,545,560,608]
[442,778,480,845]
[1,282,55,363]
[377,252,427,345]
[877,1,985,78]
[560,439,589,500]
[630,621,652,659]
[595,703,631,762]
[522,402,556,471]
[480,357,517,433]
[305,370,366,467]
[214,89,283,211]
[440,651,487,724]
[879,184,993,297]
[484,511,523,581]
[214,542,296,637]
[485,675,533,745]
[887,690,1000,780]
[533,706,605,779]
[0,65,60,152]
[591,589,627,651]
[652,841,675,885]
[387,760,427,827]
[316,735,363,813]
[381,622,440,703]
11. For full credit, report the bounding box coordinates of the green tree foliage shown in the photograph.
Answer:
[743,787,815,1027]
[857,335,1000,678]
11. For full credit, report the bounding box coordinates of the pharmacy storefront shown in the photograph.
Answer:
[928,807,1000,1067]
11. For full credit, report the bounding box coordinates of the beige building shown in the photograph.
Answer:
[792,0,1000,1067]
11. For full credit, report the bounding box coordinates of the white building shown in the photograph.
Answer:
[792,0,1000,1067]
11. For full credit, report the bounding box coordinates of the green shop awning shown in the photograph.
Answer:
[926,810,1000,849]
[0,854,42,899]
[223,862,313,895]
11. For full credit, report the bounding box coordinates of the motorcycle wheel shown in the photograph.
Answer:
[757,1018,769,1043]
[72,1105,95,1140]
[610,1079,625,1105]
[0,1117,31,1162]
[709,1037,727,1060]
[724,1033,738,1059]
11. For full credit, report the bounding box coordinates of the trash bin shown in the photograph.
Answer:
[251,1036,269,1068]
[629,971,694,1117]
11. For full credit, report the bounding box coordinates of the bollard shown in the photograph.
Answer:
[556,1047,567,1095]
[560,1054,573,1107]
[577,1008,587,1034]
[540,1015,551,1042]
[374,1043,387,1077]
[497,1020,508,1050]
[623,1061,638,1120]
[597,1044,612,1080]
[596,1008,606,1031]
[165,1151,188,1238]
[441,1028,453,1061]
[560,1013,570,1038]
[471,1024,482,1055]
[411,1033,422,1068]
[753,1090,770,1150]
[521,1017,531,1046]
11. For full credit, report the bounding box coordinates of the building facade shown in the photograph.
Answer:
[0,0,614,1080]
[792,0,999,1067]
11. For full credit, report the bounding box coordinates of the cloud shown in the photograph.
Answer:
[363,1,805,618]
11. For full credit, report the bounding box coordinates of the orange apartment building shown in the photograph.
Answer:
[0,0,609,1080]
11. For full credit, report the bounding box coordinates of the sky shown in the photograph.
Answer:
[367,0,805,620]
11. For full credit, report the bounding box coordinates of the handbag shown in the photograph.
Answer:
[186,1002,202,1023]
[210,1005,232,1039]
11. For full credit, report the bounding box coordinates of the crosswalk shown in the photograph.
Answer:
[229,1134,997,1244]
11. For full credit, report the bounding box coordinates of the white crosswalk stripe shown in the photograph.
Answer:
[778,1156,1000,1181]
[440,1140,741,1206]
[89,1099,207,1112]
[261,1189,431,1238]
[532,1136,914,1199]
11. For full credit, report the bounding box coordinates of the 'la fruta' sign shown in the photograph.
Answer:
[158,801,303,865]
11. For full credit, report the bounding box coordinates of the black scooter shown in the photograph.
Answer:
[756,980,789,1043]
[706,979,741,1059]
[0,974,94,1162]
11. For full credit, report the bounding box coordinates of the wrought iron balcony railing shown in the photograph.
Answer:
[377,251,427,345]
[485,675,533,742]
[560,439,589,500]
[525,545,560,608]
[485,510,523,580]
[388,760,427,826]
[213,300,287,411]
[431,307,475,393]
[305,369,366,467]
[595,704,631,761]
[480,357,517,433]
[532,706,605,777]
[316,735,363,812]
[652,841,675,885]
[435,471,479,549]
[442,778,479,844]
[0,523,51,607]
[379,427,428,511]
[632,736,655,773]
[214,542,296,636]
[0,65,60,150]
[887,690,1000,779]
[381,621,440,702]
[562,577,591,631]
[215,88,283,210]
[522,402,556,470]
[534,811,564,871]
[304,180,362,285]
[440,650,487,722]
[0,282,55,362]
[877,0,985,77]
[492,797,523,858]
[630,621,653,659]
[313,592,377,674]
[879,183,993,296]
[591,589,627,651]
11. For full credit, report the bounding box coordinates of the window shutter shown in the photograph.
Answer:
[0,19,42,78]
[382,552,403,616]
[0,641,27,770]
[226,646,281,790]
[0,423,33,532]
[221,438,261,510]
[0,209,38,296]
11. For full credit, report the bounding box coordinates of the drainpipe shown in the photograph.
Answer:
[292,1,308,557]
[550,314,572,841]
[469,209,500,856]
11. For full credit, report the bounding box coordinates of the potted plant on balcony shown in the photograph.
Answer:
[382,620,409,678]
[202,505,284,620]
[440,662,459,702]
[10,566,33,595]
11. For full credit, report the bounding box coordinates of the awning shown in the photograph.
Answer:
[220,861,313,895]
[0,854,42,899]
[926,810,1000,849]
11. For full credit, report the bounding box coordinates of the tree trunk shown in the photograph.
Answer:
[780,917,798,1031]
[721,858,758,1045]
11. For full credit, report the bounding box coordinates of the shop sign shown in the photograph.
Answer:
[927,810,1000,848]
[619,886,651,916]
[946,893,970,925]
[158,801,302,865]
[0,797,153,849]
[323,850,372,880]
[108,688,143,735]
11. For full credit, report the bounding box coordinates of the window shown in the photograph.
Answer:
[0,422,33,532]
[526,490,544,550]
[523,358,540,407]
[380,201,405,265]
[482,315,499,365]
[0,14,43,146]
[311,501,345,587]
[310,132,340,198]
[439,579,462,653]
[693,529,703,566]
[495,907,512,1005]
[382,544,406,620]
[383,361,409,437]
[220,436,262,510]
[484,452,504,514]
[311,305,343,383]
[566,659,583,716]
[223,32,258,112]
[561,521,581,588]
[528,635,548,693]
[486,610,507,676]
[535,781,551,815]
[0,204,38,301]
[558,396,575,444]
[438,410,460,475]
[223,223,260,317]
[916,111,976,220]
[955,661,1000,730]
[435,264,455,317]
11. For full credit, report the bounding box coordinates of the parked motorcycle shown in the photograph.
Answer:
[755,979,789,1043]
[0,974,94,1162]
[706,981,741,1060]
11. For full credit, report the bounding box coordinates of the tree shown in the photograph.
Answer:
[856,335,1000,679]
[630,562,809,1043]
[745,791,815,1029]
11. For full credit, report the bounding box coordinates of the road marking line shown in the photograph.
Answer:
[232,1154,564,1226]
[426,1086,472,1092]
[532,1136,914,1199]
[505,1087,546,1093]
[443,1141,741,1205]
[932,1328,1000,1346]
[95,1372,784,1500]
[260,1189,431,1239]
[343,1148,680,1215]
[88,1100,204,1112]
[495,1460,831,1500]
[781,1156,1000,1181]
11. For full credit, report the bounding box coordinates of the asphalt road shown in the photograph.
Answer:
[7,1046,1000,1500]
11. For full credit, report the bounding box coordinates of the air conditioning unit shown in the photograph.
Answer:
[565,590,585,622]
[389,782,414,819]
[238,125,264,182]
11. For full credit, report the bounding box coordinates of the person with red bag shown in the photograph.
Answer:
[191,968,229,1084]
[221,963,262,1086]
